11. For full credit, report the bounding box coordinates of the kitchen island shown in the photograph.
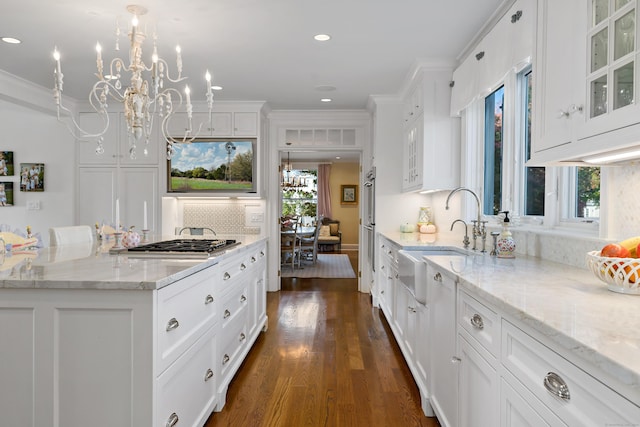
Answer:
[378,231,640,427]
[0,235,268,427]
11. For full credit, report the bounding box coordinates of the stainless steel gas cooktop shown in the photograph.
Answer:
[124,239,240,258]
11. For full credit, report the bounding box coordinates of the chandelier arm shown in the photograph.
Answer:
[55,101,110,141]
[154,58,187,83]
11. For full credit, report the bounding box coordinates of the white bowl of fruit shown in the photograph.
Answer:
[586,237,640,295]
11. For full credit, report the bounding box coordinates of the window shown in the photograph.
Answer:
[483,86,504,215]
[522,70,545,216]
[281,169,318,222]
[562,166,600,221]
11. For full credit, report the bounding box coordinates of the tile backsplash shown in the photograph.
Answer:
[179,201,264,235]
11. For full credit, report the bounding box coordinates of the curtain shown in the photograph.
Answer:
[317,164,332,219]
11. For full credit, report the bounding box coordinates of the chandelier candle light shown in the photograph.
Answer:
[52,5,215,160]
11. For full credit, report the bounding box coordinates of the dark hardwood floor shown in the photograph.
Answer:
[205,251,440,427]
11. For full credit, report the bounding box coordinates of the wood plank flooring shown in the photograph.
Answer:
[205,251,440,427]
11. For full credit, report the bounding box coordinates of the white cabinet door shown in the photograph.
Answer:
[233,112,258,136]
[118,113,160,166]
[428,263,458,427]
[415,302,429,389]
[119,168,158,230]
[458,334,498,427]
[500,378,564,427]
[77,167,117,226]
[532,0,586,154]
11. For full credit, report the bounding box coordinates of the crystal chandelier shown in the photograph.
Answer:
[52,4,214,160]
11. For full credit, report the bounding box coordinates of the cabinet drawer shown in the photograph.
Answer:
[157,267,217,373]
[501,320,640,426]
[219,284,249,328]
[156,326,217,427]
[219,314,248,382]
[458,290,499,357]
[217,254,251,293]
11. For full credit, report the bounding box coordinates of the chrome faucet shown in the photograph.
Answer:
[445,187,487,252]
[450,219,470,249]
[178,227,216,236]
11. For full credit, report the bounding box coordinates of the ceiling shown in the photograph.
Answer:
[0,0,506,111]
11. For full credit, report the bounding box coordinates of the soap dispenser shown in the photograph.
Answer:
[497,211,516,258]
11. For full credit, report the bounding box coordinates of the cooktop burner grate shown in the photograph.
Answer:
[126,239,238,254]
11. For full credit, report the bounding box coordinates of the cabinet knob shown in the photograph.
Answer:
[224,272,231,280]
[239,332,246,342]
[240,294,247,303]
[543,372,570,401]
[224,309,231,319]
[204,294,214,305]
[251,256,256,263]
[408,306,417,313]
[165,317,180,332]
[451,356,461,364]
[223,354,230,365]
[434,272,442,282]
[470,313,484,330]
[240,263,247,270]
[166,412,179,427]
[204,368,214,382]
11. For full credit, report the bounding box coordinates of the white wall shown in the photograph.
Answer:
[0,92,75,246]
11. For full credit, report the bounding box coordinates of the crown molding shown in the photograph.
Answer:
[0,69,76,115]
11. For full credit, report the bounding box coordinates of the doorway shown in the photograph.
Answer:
[277,149,362,288]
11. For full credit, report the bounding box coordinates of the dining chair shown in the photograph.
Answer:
[299,225,319,264]
[280,221,300,269]
[49,225,94,246]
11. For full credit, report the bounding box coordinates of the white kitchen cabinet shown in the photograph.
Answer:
[531,0,640,163]
[77,112,159,166]
[402,69,460,193]
[427,262,458,427]
[77,166,158,231]
[0,240,268,427]
[531,0,587,157]
[167,111,257,137]
[501,319,640,426]
[376,236,398,318]
[500,375,564,427]
[457,290,500,427]
[76,112,160,232]
[458,334,499,427]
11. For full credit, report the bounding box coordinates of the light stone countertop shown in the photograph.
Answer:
[380,231,640,406]
[0,234,267,291]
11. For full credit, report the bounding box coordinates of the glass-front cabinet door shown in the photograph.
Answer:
[584,0,637,130]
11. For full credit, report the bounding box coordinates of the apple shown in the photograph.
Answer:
[601,243,630,258]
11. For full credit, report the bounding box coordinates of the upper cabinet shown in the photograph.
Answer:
[531,0,640,164]
[166,111,258,138]
[402,68,460,193]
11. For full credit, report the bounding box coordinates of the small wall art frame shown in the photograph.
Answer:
[340,184,358,205]
[0,151,14,176]
[0,182,14,206]
[20,163,45,192]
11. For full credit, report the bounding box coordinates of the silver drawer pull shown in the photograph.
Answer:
[204,368,214,382]
[381,265,385,270]
[240,263,246,270]
[222,354,230,365]
[434,272,442,282]
[451,357,461,364]
[224,309,231,319]
[407,306,416,313]
[470,313,484,330]
[223,272,231,280]
[166,412,179,427]
[240,294,247,303]
[166,318,179,332]
[260,251,265,257]
[239,332,246,342]
[204,294,214,305]
[543,372,570,401]
[251,256,256,263]
[380,290,385,294]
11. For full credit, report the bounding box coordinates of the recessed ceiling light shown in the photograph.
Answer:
[335,156,341,160]
[314,34,331,42]
[320,98,332,102]
[1,37,21,44]
[211,85,223,91]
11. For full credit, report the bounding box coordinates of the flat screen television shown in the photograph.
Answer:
[167,138,257,193]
